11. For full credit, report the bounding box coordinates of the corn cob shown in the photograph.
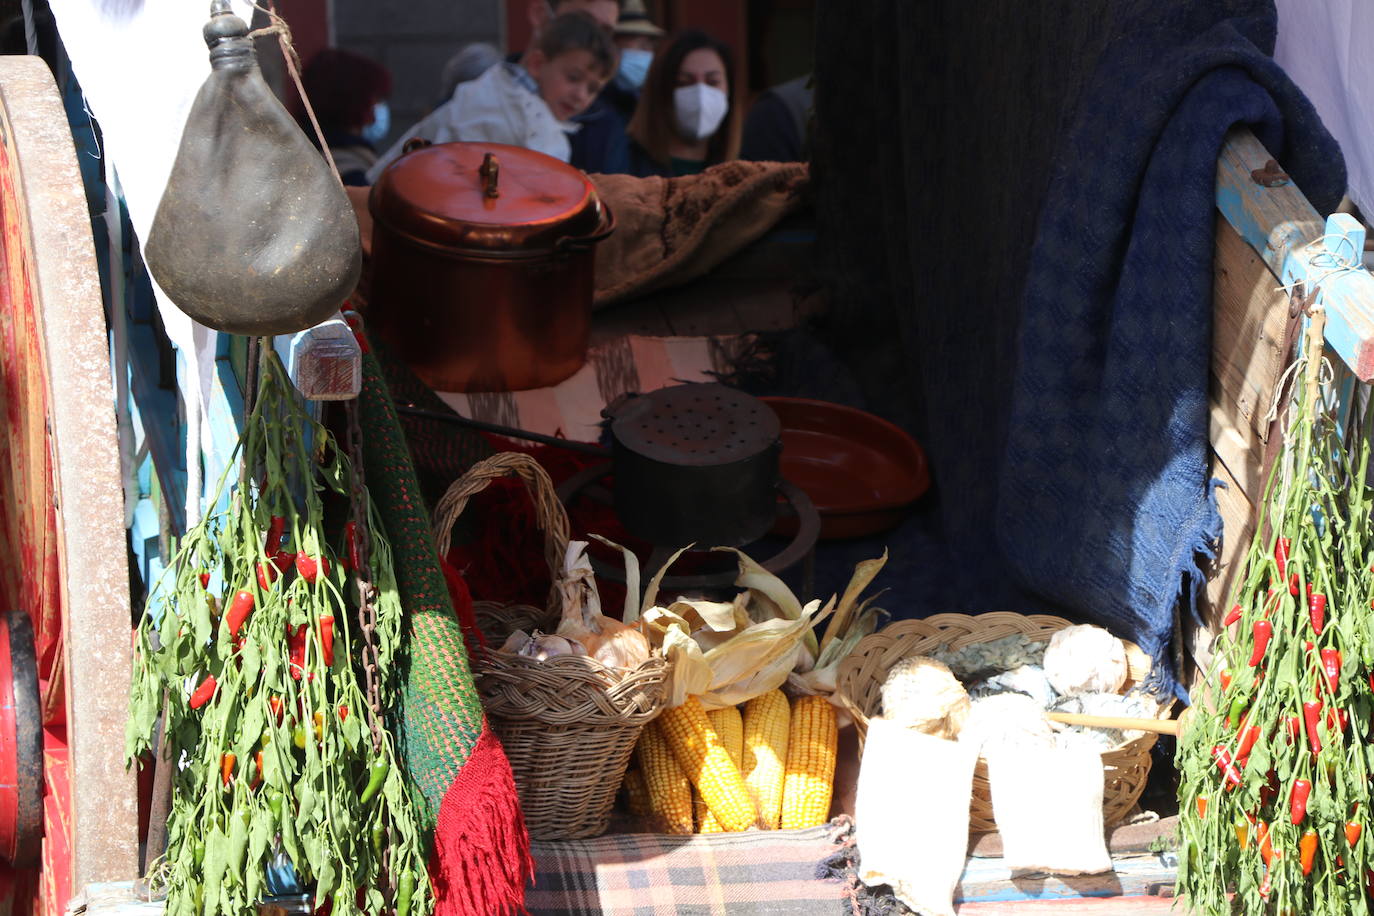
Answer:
[780,694,838,829]
[659,696,758,832]
[700,706,745,832]
[622,766,652,817]
[636,720,694,834]
[742,689,790,829]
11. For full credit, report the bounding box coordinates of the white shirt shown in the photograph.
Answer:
[366,62,579,183]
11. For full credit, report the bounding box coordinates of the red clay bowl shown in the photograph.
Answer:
[761,397,930,541]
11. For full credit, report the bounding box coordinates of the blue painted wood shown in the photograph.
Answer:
[954,853,1175,903]
[1216,128,1374,380]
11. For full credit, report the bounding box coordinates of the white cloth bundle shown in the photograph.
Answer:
[985,745,1112,875]
[855,719,978,916]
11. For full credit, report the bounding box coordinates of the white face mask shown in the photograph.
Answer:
[673,83,728,143]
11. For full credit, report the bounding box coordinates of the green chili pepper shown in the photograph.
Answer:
[268,789,284,822]
[360,760,389,805]
[395,870,415,916]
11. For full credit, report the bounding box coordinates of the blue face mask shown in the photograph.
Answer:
[614,48,652,91]
[361,101,390,146]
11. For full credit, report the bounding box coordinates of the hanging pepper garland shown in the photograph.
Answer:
[126,348,432,916]
[1179,303,1374,914]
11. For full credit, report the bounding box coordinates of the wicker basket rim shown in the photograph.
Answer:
[836,612,1173,760]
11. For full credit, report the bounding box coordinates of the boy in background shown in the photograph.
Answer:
[368,12,615,179]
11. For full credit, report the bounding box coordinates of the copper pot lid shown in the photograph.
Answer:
[368,141,607,255]
[606,384,781,468]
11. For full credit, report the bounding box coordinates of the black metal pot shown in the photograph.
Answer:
[603,384,782,548]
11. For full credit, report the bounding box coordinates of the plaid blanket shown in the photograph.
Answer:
[528,824,845,916]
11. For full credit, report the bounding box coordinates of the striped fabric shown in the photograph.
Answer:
[436,335,752,441]
[527,824,845,916]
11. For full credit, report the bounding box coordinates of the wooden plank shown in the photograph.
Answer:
[1211,217,1290,447]
[1205,453,1257,624]
[955,853,1176,905]
[1216,129,1374,380]
[0,57,139,892]
[957,898,1178,914]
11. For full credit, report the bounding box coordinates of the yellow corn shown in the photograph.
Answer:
[622,766,652,817]
[659,696,758,832]
[636,720,693,834]
[700,706,745,832]
[742,689,790,829]
[780,694,838,830]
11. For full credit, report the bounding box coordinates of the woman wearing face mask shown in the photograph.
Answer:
[626,29,740,178]
[293,49,393,187]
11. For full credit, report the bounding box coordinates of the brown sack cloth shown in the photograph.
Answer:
[588,160,809,309]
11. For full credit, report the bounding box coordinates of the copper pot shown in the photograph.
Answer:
[367,142,614,392]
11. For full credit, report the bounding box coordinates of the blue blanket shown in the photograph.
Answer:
[997,1,1345,694]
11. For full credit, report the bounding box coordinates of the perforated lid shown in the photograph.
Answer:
[608,384,781,467]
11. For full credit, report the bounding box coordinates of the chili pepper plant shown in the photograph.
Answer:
[126,351,430,916]
[1179,321,1374,915]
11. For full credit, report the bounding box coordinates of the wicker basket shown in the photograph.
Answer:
[834,613,1169,835]
[432,452,669,839]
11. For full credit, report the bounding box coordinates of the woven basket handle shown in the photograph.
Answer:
[431,452,572,584]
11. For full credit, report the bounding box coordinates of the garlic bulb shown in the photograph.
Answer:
[878,656,970,739]
[521,631,587,661]
[555,541,651,669]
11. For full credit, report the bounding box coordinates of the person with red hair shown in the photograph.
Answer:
[294,48,393,185]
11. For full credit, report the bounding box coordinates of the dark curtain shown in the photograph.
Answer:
[811,1,1118,606]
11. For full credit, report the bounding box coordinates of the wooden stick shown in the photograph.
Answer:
[1046,711,1184,737]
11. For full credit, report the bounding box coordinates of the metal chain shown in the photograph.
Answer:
[344,396,384,752]
[343,394,396,905]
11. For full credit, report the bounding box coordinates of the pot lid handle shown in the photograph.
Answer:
[479,152,501,199]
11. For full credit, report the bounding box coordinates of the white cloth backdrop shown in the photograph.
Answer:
[46,0,257,523]
[1276,0,1374,214]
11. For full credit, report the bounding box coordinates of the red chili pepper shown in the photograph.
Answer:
[1276,537,1291,579]
[252,750,264,790]
[1249,620,1273,666]
[1224,603,1243,626]
[1310,592,1328,635]
[1220,669,1232,691]
[256,562,277,592]
[221,752,236,786]
[319,615,335,667]
[1301,829,1318,875]
[227,590,255,637]
[344,521,359,573]
[287,623,308,681]
[1328,706,1349,733]
[268,695,285,723]
[1258,821,1275,865]
[1284,716,1301,745]
[1212,745,1243,788]
[1304,700,1324,754]
[188,675,217,709]
[199,572,211,589]
[1196,796,1208,819]
[1349,821,1364,847]
[265,515,286,556]
[339,704,349,722]
[296,553,320,583]
[272,550,295,576]
[1322,648,1342,694]
[1289,572,1300,595]
[1237,724,1261,763]
[1292,779,1313,824]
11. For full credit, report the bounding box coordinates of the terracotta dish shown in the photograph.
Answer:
[761,397,930,540]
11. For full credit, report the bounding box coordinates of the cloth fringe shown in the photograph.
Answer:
[431,726,535,916]
[818,816,911,916]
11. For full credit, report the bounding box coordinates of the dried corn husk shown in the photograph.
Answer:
[612,545,830,709]
[790,551,889,695]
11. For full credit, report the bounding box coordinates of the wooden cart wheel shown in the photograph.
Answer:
[0,57,136,916]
